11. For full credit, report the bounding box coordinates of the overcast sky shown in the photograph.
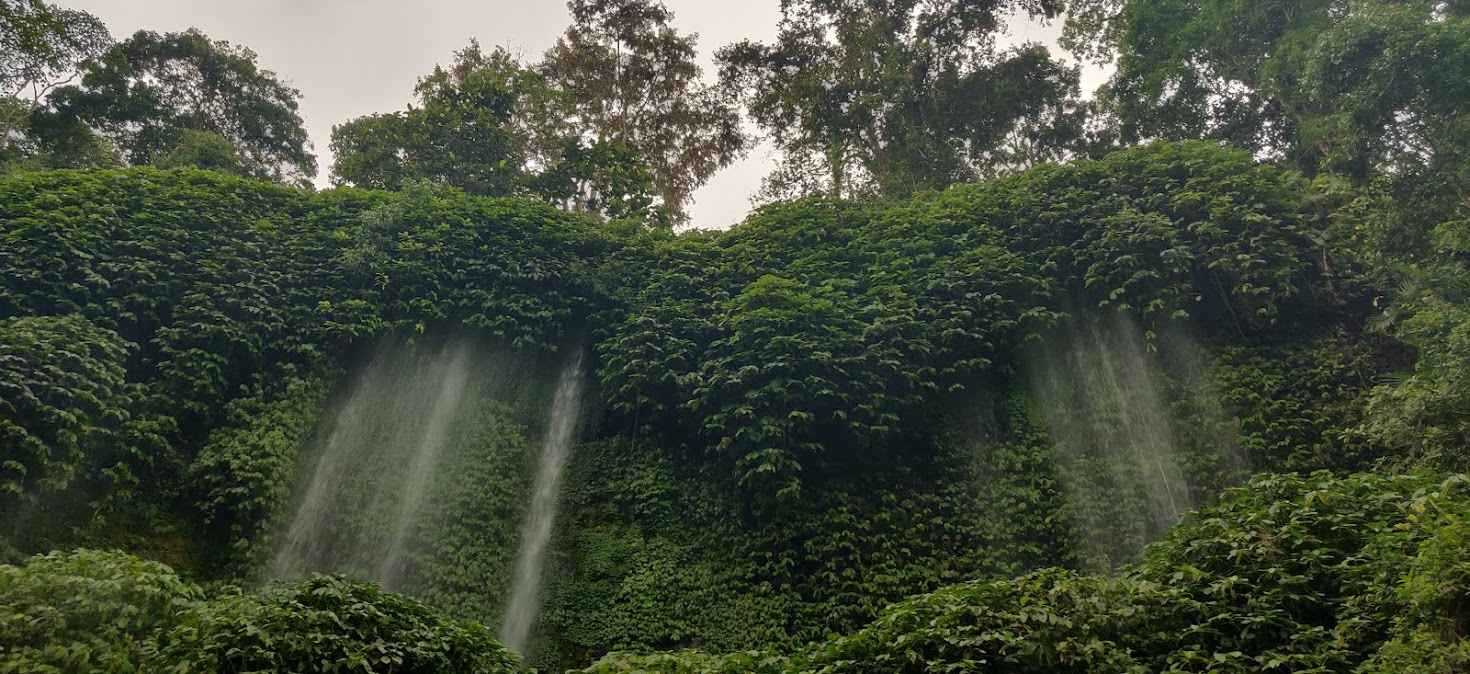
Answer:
[58,0,1099,229]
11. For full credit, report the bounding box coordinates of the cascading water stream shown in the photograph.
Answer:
[271,346,402,580]
[375,345,472,589]
[501,350,585,655]
[1027,313,1203,569]
[270,391,368,579]
[271,340,480,583]
[1083,320,1187,522]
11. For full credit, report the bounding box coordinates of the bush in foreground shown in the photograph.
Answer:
[0,550,518,673]
[585,472,1470,674]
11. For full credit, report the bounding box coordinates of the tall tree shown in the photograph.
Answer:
[0,0,109,161]
[331,42,663,223]
[719,0,1084,202]
[37,29,315,184]
[539,0,746,224]
[1062,0,1328,161]
[1064,0,1470,259]
[331,43,528,198]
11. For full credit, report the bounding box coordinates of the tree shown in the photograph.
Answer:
[526,135,665,223]
[38,28,315,184]
[332,41,665,223]
[153,129,249,176]
[1063,0,1335,161]
[540,0,746,224]
[1065,0,1470,259]
[0,0,109,161]
[331,43,527,198]
[718,0,1083,202]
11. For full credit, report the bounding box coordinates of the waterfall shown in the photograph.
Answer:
[271,342,405,580]
[375,345,472,589]
[1027,314,1199,570]
[271,340,477,584]
[501,350,585,654]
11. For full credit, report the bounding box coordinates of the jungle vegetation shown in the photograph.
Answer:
[2,0,1469,672]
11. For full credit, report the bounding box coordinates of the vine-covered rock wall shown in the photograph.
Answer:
[0,142,1418,668]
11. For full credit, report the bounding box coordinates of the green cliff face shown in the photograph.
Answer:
[1,142,1462,671]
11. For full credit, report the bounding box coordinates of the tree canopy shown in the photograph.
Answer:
[0,0,110,168]
[332,41,665,224]
[36,28,315,184]
[331,43,529,198]
[1065,0,1470,258]
[718,0,1085,201]
[541,0,747,224]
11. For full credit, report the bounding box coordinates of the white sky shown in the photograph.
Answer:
[57,1,1102,229]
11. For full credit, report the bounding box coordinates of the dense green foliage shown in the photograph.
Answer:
[192,371,330,570]
[4,0,1470,669]
[598,141,1346,500]
[0,143,1457,670]
[34,28,316,183]
[0,549,201,672]
[165,575,518,673]
[0,549,519,672]
[0,315,133,497]
[1360,219,1470,471]
[0,167,604,574]
[583,472,1470,673]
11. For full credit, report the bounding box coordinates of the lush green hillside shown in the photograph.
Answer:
[584,472,1470,673]
[2,142,1466,671]
[6,473,1467,673]
[0,549,520,672]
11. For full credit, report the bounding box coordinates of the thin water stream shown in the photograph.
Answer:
[501,350,585,654]
[1028,314,1197,569]
[272,340,478,584]
[375,345,472,589]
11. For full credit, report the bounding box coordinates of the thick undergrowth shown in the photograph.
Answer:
[2,142,1466,670]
